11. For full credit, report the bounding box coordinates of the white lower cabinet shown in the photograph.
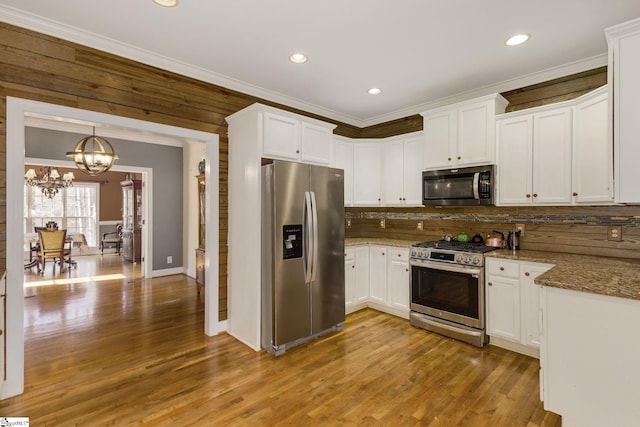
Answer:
[344,246,370,314]
[485,257,553,357]
[368,245,388,305]
[387,248,410,313]
[540,286,640,427]
[344,244,410,318]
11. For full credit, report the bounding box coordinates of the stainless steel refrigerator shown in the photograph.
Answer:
[261,160,345,356]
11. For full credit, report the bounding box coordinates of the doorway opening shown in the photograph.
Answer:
[4,97,220,399]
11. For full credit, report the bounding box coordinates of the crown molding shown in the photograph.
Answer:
[0,5,609,129]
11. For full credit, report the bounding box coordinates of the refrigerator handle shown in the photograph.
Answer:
[303,191,314,283]
[310,191,319,283]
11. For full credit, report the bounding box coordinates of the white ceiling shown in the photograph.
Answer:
[1,1,640,127]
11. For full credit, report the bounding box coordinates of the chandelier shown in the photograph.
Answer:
[66,128,119,176]
[24,166,75,199]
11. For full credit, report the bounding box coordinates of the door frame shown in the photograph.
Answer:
[4,97,220,399]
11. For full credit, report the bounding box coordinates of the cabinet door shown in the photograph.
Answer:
[344,249,355,311]
[368,246,387,305]
[532,108,573,204]
[611,26,640,203]
[423,110,456,169]
[333,138,354,206]
[573,90,613,204]
[521,263,553,348]
[382,140,405,205]
[457,101,493,166]
[387,248,410,312]
[486,275,521,342]
[497,115,533,204]
[402,136,425,205]
[300,122,332,165]
[354,246,370,304]
[263,112,300,160]
[353,142,382,205]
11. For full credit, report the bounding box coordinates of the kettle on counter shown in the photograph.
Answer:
[485,230,505,248]
[471,233,484,244]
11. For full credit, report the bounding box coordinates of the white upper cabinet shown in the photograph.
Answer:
[606,18,640,203]
[262,108,335,165]
[572,87,613,204]
[332,136,354,206]
[353,141,383,205]
[497,86,613,206]
[497,104,573,205]
[382,134,424,206]
[531,107,573,205]
[421,94,508,170]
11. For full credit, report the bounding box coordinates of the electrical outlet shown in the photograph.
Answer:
[167,256,173,264]
[417,221,423,231]
[515,223,525,237]
[346,218,352,228]
[379,219,385,229]
[608,226,622,242]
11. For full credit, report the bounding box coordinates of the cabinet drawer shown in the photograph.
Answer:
[486,259,519,278]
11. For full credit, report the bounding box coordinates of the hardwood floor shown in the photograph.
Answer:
[2,257,561,426]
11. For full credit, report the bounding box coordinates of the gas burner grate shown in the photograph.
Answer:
[412,240,499,254]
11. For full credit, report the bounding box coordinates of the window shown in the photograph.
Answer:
[24,182,99,247]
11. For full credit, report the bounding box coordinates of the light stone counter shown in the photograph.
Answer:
[486,249,640,301]
[345,238,421,248]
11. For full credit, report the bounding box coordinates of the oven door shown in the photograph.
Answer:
[410,258,485,329]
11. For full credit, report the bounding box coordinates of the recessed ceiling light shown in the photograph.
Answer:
[368,88,382,95]
[505,34,529,46]
[289,53,308,64]
[153,0,178,7]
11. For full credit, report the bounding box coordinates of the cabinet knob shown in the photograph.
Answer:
[488,282,493,286]
[457,156,461,160]
[352,265,355,269]
[525,272,530,276]
[399,197,402,201]
[573,192,578,197]
[499,267,504,271]
[296,149,300,154]
[526,194,531,198]
[402,197,406,201]
[344,253,347,257]
[448,157,452,161]
[378,198,381,201]
[533,193,538,198]
[405,268,409,272]
[382,252,385,256]
[397,253,402,257]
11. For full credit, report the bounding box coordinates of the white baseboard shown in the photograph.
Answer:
[488,336,540,358]
[151,267,185,277]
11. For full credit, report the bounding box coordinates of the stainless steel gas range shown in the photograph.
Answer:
[409,241,498,347]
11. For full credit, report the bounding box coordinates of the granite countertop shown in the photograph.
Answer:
[486,249,640,301]
[345,237,421,248]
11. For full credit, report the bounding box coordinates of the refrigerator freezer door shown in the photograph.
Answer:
[266,161,312,348]
[309,164,346,335]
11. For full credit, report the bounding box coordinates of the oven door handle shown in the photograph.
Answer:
[410,258,482,276]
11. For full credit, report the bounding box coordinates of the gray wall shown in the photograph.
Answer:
[25,127,183,271]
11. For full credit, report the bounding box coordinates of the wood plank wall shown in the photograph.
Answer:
[346,206,640,260]
[0,22,355,321]
[0,22,620,322]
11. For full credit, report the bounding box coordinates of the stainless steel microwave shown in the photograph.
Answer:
[422,165,495,206]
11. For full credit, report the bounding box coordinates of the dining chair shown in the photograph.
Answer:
[36,229,70,274]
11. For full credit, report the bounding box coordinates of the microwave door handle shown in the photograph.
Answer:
[473,172,480,200]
